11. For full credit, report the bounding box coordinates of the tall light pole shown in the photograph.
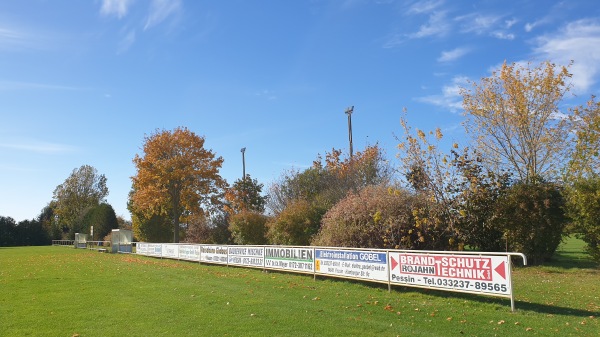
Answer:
[345,106,354,158]
[241,147,247,210]
[240,147,246,181]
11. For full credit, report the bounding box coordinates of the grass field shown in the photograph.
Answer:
[0,238,598,336]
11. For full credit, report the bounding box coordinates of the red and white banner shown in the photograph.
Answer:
[388,252,511,296]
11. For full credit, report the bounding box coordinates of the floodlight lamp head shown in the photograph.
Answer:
[241,147,246,153]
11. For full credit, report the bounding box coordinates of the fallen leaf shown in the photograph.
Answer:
[526,327,533,331]
[312,297,320,301]
[498,320,505,325]
[447,317,453,321]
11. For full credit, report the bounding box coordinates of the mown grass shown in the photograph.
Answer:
[0,238,598,336]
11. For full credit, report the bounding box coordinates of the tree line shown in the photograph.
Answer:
[3,61,599,265]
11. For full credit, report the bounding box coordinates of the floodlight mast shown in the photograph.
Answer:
[240,147,246,181]
[345,106,354,158]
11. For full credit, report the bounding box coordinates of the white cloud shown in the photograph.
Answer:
[144,0,182,30]
[456,13,501,35]
[533,19,600,93]
[492,31,515,40]
[505,18,518,29]
[416,76,469,113]
[406,0,444,14]
[100,0,135,19]
[409,11,451,39]
[438,47,469,62]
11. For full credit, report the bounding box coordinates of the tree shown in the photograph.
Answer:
[52,165,109,238]
[224,174,268,214]
[568,96,600,178]
[81,203,118,241]
[130,127,226,243]
[565,177,600,262]
[461,61,573,183]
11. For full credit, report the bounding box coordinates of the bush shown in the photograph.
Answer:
[229,211,268,245]
[312,185,453,250]
[495,181,567,265]
[266,199,325,246]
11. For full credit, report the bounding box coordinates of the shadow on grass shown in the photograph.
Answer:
[397,286,600,317]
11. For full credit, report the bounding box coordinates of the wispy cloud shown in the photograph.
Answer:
[255,89,277,101]
[117,28,136,53]
[492,31,515,40]
[415,76,469,113]
[0,26,48,51]
[406,0,444,14]
[505,18,518,29]
[100,0,135,19]
[437,47,470,62]
[456,13,501,35]
[144,0,182,30]
[0,140,78,154]
[533,19,600,93]
[0,81,85,91]
[409,11,451,39]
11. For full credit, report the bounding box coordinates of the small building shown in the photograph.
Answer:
[111,229,133,253]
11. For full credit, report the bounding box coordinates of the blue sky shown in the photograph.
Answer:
[2,0,600,222]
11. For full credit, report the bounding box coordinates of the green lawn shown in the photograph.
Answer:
[0,238,598,336]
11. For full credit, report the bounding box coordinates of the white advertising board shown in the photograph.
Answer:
[264,247,314,273]
[228,246,264,268]
[136,243,149,255]
[145,243,163,257]
[178,245,201,261]
[162,244,179,259]
[314,249,388,283]
[200,245,228,264]
[389,252,511,296]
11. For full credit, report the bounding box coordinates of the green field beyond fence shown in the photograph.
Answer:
[0,237,598,336]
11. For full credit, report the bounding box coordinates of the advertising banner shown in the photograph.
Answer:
[136,243,149,255]
[200,245,228,264]
[178,245,201,261]
[388,252,511,296]
[145,243,163,257]
[264,247,314,273]
[228,246,264,268]
[314,249,388,282]
[162,244,179,259]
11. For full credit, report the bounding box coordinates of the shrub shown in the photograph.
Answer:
[312,185,453,250]
[266,199,325,246]
[229,211,268,245]
[495,181,567,265]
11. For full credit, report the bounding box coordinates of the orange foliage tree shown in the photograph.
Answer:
[130,127,226,243]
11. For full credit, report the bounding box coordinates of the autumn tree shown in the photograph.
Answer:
[565,96,600,262]
[52,165,109,238]
[266,145,391,245]
[130,127,226,243]
[568,96,600,178]
[396,111,462,248]
[224,174,268,214]
[461,61,573,183]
